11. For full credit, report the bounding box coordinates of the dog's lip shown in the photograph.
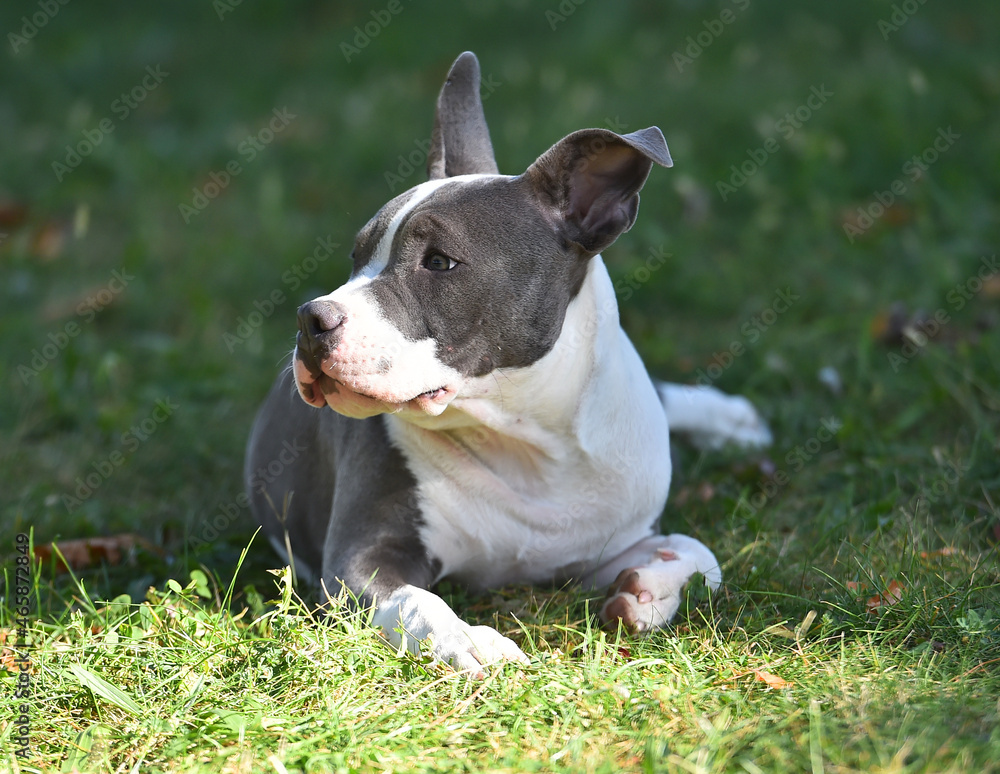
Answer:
[295,344,452,406]
[301,369,452,411]
[321,376,449,406]
[416,387,448,401]
[299,374,328,407]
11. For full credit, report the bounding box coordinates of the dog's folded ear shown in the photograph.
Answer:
[427,52,499,179]
[524,127,673,255]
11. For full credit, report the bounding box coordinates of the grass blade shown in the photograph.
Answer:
[69,664,145,717]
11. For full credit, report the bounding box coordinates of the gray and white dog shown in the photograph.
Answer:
[246,52,770,672]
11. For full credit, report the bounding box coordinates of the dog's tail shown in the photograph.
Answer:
[654,380,772,450]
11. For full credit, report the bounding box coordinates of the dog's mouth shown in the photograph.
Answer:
[417,387,448,401]
[296,363,453,418]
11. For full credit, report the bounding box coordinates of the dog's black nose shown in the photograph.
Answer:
[297,300,347,339]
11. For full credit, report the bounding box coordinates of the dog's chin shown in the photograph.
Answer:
[297,373,454,418]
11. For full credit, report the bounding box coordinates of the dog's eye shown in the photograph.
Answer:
[424,254,458,272]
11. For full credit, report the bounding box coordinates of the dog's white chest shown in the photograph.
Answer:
[386,414,669,587]
[382,259,672,587]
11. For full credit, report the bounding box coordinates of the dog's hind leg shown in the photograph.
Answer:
[591,533,722,633]
[655,381,772,450]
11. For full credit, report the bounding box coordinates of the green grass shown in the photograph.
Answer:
[2,1,999,771]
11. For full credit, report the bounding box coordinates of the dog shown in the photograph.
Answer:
[246,52,771,672]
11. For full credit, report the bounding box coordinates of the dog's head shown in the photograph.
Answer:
[293,52,672,419]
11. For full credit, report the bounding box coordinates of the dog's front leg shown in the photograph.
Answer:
[321,514,527,675]
[370,585,528,675]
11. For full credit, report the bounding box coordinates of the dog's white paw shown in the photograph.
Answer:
[431,622,530,675]
[373,584,528,677]
[599,534,721,634]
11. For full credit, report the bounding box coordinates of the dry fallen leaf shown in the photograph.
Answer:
[672,486,692,507]
[672,482,718,507]
[0,629,32,673]
[0,199,28,230]
[866,579,905,612]
[41,282,123,322]
[31,220,71,261]
[1,648,17,673]
[33,534,161,574]
[754,669,793,689]
[871,302,924,346]
[919,547,960,559]
[846,581,868,594]
[868,310,891,342]
[840,203,912,238]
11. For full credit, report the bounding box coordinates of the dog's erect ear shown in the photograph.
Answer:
[427,52,499,179]
[524,127,672,254]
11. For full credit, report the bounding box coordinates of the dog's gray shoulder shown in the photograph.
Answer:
[246,367,439,599]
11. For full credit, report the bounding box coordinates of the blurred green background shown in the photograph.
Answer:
[1,0,998,593]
